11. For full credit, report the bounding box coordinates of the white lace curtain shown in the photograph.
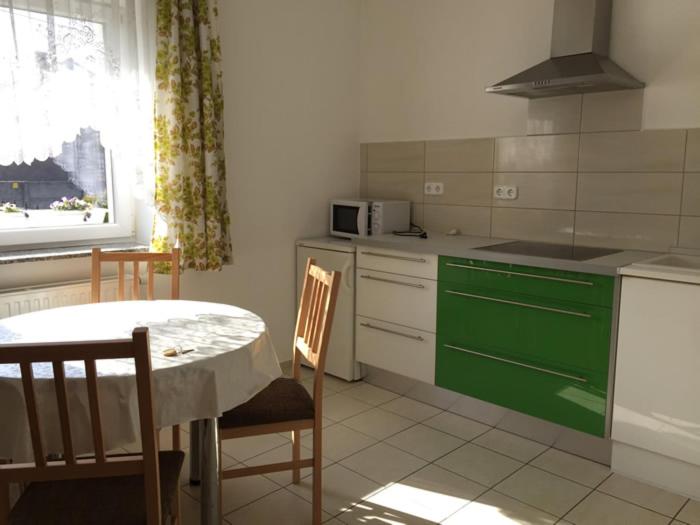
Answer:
[0,0,154,171]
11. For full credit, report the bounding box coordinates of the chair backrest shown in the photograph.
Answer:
[91,248,180,302]
[0,328,162,524]
[292,258,341,402]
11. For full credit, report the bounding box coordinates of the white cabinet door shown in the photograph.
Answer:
[613,276,700,466]
[356,269,437,333]
[357,247,437,280]
[356,316,435,384]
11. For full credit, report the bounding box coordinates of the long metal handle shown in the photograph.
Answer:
[360,274,425,289]
[445,262,594,287]
[360,322,424,341]
[444,289,591,318]
[361,251,427,263]
[443,344,588,383]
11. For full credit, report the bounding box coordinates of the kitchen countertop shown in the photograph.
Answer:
[352,233,657,276]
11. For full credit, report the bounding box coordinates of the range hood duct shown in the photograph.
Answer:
[486,0,643,98]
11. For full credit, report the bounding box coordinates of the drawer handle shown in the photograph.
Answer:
[360,322,425,341]
[361,251,427,263]
[360,274,425,289]
[445,262,594,287]
[443,343,588,383]
[444,289,592,319]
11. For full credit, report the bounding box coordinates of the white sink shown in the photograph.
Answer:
[637,254,700,270]
[621,253,700,284]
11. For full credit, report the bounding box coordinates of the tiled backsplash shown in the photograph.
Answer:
[360,92,700,252]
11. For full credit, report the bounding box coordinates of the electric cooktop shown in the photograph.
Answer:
[476,241,621,261]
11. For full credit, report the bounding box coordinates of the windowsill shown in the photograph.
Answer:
[0,241,148,265]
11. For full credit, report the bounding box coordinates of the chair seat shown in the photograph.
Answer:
[219,377,315,429]
[9,450,184,525]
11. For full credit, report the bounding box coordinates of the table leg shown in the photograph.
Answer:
[200,418,221,525]
[189,421,201,485]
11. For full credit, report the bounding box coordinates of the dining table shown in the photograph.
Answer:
[0,299,282,525]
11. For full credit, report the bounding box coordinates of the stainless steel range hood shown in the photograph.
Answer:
[486,0,643,98]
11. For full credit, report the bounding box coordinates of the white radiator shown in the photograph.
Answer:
[0,278,121,319]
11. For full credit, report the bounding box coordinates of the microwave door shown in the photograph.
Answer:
[333,204,363,237]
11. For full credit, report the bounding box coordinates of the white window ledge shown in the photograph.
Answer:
[0,242,148,265]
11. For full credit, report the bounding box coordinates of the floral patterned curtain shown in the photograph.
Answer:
[151,0,232,271]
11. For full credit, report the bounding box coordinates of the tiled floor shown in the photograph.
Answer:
[178,371,698,524]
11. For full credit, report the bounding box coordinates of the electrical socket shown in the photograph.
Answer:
[424,182,444,195]
[494,185,518,200]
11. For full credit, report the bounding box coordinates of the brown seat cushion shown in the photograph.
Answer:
[9,450,184,525]
[218,377,315,429]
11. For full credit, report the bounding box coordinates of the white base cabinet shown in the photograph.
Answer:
[355,246,437,385]
[612,275,700,499]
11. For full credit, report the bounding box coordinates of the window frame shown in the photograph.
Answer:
[0,151,136,247]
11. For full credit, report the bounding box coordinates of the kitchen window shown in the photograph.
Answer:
[0,1,153,248]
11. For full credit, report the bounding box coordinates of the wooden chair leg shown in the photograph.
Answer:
[312,426,322,525]
[292,430,301,484]
[0,481,9,525]
[172,425,181,450]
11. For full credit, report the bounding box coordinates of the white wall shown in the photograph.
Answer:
[359,0,700,142]
[2,0,360,361]
[171,0,360,358]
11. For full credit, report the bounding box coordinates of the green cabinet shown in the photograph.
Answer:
[436,256,615,437]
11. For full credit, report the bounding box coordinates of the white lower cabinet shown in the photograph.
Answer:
[356,269,436,333]
[356,316,435,384]
[613,275,700,499]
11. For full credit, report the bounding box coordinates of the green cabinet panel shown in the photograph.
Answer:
[437,282,612,376]
[435,341,607,436]
[436,255,615,437]
[439,256,615,308]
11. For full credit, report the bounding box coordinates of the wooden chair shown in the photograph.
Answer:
[0,327,184,525]
[91,248,182,445]
[217,258,341,524]
[90,247,180,304]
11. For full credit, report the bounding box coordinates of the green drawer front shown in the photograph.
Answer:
[435,341,607,436]
[437,282,612,376]
[439,256,615,308]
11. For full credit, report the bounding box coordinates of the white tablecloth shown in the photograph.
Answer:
[0,300,281,461]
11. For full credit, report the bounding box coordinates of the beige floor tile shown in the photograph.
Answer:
[179,449,238,486]
[323,393,374,422]
[301,423,377,462]
[302,377,334,397]
[598,473,688,517]
[343,382,400,406]
[287,463,382,516]
[386,424,465,462]
[564,491,669,525]
[530,448,610,488]
[343,407,415,440]
[442,489,558,525]
[220,432,289,461]
[678,499,700,524]
[322,375,360,392]
[435,443,523,487]
[340,442,427,485]
[242,442,331,486]
[473,429,548,463]
[362,464,488,523]
[180,490,201,525]
[223,487,331,524]
[423,411,492,441]
[381,396,442,422]
[494,465,591,517]
[184,472,279,515]
[339,501,435,525]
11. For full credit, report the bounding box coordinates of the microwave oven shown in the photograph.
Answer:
[330,199,410,238]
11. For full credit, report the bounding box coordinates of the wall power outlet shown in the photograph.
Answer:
[424,182,444,195]
[494,185,518,200]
